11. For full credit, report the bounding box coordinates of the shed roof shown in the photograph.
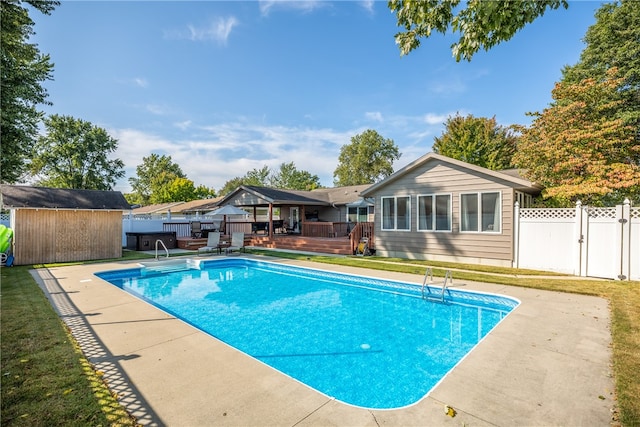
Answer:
[0,185,131,210]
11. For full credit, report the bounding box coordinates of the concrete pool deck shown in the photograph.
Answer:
[32,255,615,426]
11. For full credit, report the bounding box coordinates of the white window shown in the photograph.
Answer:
[417,194,451,231]
[460,192,501,233]
[515,191,533,208]
[381,196,410,231]
[348,206,369,223]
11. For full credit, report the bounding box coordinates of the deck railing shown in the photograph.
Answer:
[301,222,351,238]
[163,221,221,237]
[164,219,363,241]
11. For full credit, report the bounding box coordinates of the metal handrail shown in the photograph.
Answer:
[421,267,433,298]
[155,239,169,260]
[422,267,452,303]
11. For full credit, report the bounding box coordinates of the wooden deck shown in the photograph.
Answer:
[177,235,354,255]
[248,235,353,255]
[175,222,374,256]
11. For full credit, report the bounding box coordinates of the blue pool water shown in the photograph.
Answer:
[96,258,518,409]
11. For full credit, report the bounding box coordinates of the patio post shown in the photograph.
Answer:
[268,203,274,238]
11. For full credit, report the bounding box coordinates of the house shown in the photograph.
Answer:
[360,153,542,267]
[0,185,130,265]
[218,184,373,234]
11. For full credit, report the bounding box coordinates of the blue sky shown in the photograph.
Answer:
[31,1,602,194]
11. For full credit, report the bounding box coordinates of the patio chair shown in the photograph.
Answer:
[198,232,221,255]
[285,221,299,234]
[191,221,202,238]
[226,232,245,254]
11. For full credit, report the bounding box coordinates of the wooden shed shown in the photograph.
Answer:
[0,185,130,265]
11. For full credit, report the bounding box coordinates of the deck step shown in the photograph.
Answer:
[248,236,353,255]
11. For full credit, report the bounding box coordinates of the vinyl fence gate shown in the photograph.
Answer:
[514,199,639,281]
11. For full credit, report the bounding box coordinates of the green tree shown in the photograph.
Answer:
[561,0,640,159]
[433,114,517,170]
[333,129,401,186]
[389,0,567,61]
[271,162,321,190]
[194,184,216,200]
[1,0,59,182]
[30,115,125,190]
[152,177,194,203]
[151,178,215,203]
[561,0,640,93]
[514,69,640,206]
[246,165,271,186]
[218,176,246,197]
[128,154,185,205]
[218,166,271,196]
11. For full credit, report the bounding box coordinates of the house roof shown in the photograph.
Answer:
[219,185,372,207]
[131,201,185,215]
[312,184,373,205]
[360,152,543,196]
[131,198,224,215]
[237,186,328,205]
[0,185,131,210]
[178,197,223,213]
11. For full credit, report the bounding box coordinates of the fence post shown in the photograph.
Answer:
[619,198,631,280]
[575,201,586,277]
[513,201,520,269]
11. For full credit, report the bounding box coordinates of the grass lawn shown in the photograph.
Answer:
[1,250,638,426]
[1,265,136,427]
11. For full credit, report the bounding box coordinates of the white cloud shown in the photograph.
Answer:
[188,17,238,43]
[164,17,239,44]
[109,109,456,194]
[359,0,375,13]
[110,122,353,193]
[364,111,383,122]
[174,120,192,131]
[145,104,172,116]
[133,77,148,88]
[258,0,326,16]
[423,113,448,125]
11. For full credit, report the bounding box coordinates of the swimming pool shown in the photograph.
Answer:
[96,258,519,409]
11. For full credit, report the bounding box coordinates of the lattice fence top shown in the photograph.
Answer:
[0,213,9,222]
[631,207,640,219]
[519,208,576,219]
[587,207,617,219]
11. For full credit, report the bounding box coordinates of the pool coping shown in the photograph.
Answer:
[32,255,615,426]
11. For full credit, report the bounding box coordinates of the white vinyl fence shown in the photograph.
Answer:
[514,199,639,280]
[0,213,9,228]
[121,215,213,246]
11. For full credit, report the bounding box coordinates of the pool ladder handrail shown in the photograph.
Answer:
[421,268,452,303]
[155,239,169,260]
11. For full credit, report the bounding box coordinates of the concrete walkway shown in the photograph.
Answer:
[32,255,615,426]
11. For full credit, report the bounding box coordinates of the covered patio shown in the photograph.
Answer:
[212,185,375,255]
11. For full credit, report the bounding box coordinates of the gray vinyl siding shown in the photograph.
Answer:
[372,161,516,262]
[227,193,269,206]
[316,206,345,222]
